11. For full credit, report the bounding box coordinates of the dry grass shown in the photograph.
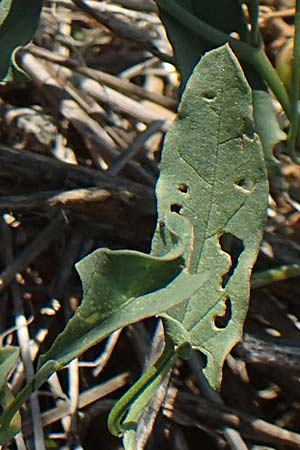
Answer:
[1,1,300,449]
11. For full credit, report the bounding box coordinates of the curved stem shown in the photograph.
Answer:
[245,47,291,118]
[108,347,176,437]
[157,0,245,49]
[157,0,291,118]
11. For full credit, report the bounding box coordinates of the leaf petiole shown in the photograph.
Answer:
[156,0,291,118]
[108,347,177,438]
[246,0,260,47]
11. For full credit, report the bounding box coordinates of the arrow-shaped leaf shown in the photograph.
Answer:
[38,239,207,370]
[153,45,268,388]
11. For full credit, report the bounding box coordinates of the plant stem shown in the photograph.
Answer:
[245,47,292,118]
[108,347,176,437]
[0,361,56,436]
[157,0,291,118]
[247,0,260,47]
[287,0,300,157]
[0,382,34,433]
[251,264,300,289]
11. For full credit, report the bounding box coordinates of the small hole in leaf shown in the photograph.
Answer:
[219,233,244,287]
[202,90,216,101]
[159,218,166,228]
[243,118,255,139]
[214,297,232,329]
[235,178,254,192]
[178,183,189,194]
[170,203,182,214]
[198,351,207,368]
[159,219,167,245]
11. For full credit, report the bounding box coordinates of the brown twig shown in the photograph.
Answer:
[0,218,46,450]
[188,353,249,450]
[165,388,300,448]
[23,373,129,436]
[71,0,173,63]
[27,45,177,110]
[0,218,65,293]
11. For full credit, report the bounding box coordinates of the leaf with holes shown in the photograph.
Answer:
[156,0,285,171]
[152,45,268,389]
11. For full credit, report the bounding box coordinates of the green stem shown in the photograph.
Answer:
[0,361,55,434]
[245,47,292,118]
[158,0,230,47]
[157,0,291,118]
[108,347,176,437]
[247,0,260,47]
[287,0,300,157]
[251,264,300,289]
[0,381,34,432]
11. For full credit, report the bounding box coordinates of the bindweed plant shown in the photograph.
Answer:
[1,1,300,449]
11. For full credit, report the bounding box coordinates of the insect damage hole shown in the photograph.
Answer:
[178,183,189,194]
[197,351,208,369]
[235,177,254,193]
[219,232,244,288]
[202,90,216,101]
[170,203,182,214]
[214,297,232,329]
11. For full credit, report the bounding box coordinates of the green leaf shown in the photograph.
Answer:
[0,346,21,443]
[153,45,268,389]
[157,0,247,87]
[0,346,19,391]
[0,0,43,82]
[5,236,206,443]
[0,359,57,445]
[253,89,286,170]
[38,243,207,370]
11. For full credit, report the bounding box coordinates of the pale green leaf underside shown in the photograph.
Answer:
[153,45,268,388]
[39,45,267,394]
